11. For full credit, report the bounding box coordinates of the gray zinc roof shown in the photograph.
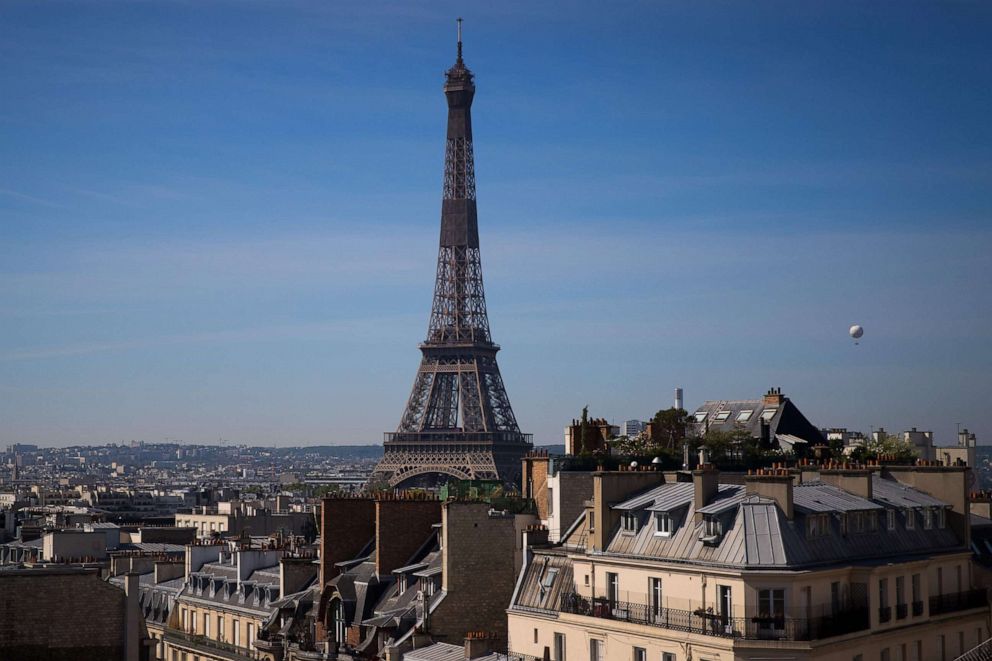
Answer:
[793,483,883,513]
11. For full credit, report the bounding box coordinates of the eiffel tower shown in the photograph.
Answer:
[370,21,532,489]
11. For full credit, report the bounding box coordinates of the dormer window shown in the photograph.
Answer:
[398,575,407,595]
[655,512,673,537]
[621,512,639,533]
[806,513,830,539]
[905,509,916,530]
[887,509,896,531]
[704,516,722,537]
[760,408,778,421]
[923,508,934,529]
[937,508,946,529]
[694,412,708,423]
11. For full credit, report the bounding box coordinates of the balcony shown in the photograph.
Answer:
[558,593,870,642]
[163,627,265,661]
[878,606,892,623]
[896,603,908,620]
[929,589,989,616]
[912,600,924,617]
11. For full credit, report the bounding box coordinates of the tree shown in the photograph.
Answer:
[850,432,917,464]
[650,407,695,450]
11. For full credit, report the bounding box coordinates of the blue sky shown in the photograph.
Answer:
[1,1,990,447]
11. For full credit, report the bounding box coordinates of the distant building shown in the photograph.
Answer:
[691,387,823,453]
[621,419,646,438]
[564,416,619,455]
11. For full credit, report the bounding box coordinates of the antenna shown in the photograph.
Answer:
[457,18,463,62]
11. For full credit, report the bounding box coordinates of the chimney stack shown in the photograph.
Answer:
[693,448,719,521]
[745,468,794,519]
[763,387,785,407]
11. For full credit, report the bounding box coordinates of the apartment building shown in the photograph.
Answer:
[508,459,988,661]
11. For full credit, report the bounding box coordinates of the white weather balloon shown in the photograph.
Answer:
[849,325,864,341]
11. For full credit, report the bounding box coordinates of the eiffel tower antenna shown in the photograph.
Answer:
[370,25,532,489]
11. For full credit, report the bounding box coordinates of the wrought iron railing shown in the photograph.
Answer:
[164,627,265,661]
[929,589,988,616]
[895,603,908,620]
[912,600,924,616]
[558,593,870,642]
[878,606,891,623]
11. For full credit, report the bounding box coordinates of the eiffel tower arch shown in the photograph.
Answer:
[370,23,532,489]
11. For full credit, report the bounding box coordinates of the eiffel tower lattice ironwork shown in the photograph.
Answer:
[370,22,532,489]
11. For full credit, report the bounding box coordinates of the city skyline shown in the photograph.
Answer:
[2,1,991,447]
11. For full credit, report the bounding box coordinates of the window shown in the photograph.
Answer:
[905,509,915,530]
[718,585,732,629]
[704,516,722,537]
[621,512,639,533]
[589,640,604,661]
[233,619,240,647]
[548,489,554,515]
[831,581,841,615]
[839,513,848,535]
[736,409,754,422]
[650,578,663,621]
[247,622,254,647]
[633,648,646,661]
[896,576,906,619]
[606,572,619,606]
[714,410,731,422]
[924,508,934,529]
[333,600,346,643]
[760,408,778,421]
[807,513,829,538]
[203,613,209,638]
[662,655,676,661]
[959,631,965,656]
[584,574,590,586]
[217,615,224,641]
[937,508,946,529]
[694,412,708,423]
[655,512,672,536]
[939,634,946,661]
[757,589,785,628]
[542,567,560,589]
[588,512,595,532]
[553,633,566,661]
[880,649,890,661]
[533,628,538,644]
[887,509,896,531]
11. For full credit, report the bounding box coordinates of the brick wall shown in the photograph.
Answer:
[375,498,442,576]
[0,569,125,660]
[319,497,376,587]
[522,454,550,521]
[432,502,524,645]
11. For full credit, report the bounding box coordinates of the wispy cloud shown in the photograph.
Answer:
[0,188,68,210]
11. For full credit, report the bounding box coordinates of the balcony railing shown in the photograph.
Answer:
[912,600,924,617]
[558,593,870,642]
[929,589,988,616]
[163,627,265,661]
[896,603,908,620]
[878,606,892,623]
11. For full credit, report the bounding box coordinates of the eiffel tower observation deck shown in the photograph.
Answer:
[370,21,532,489]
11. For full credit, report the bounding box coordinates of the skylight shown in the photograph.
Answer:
[714,411,731,422]
[694,412,708,423]
[760,408,778,421]
[736,409,754,422]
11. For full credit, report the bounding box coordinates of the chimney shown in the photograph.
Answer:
[763,387,784,407]
[590,470,666,552]
[319,496,375,587]
[819,468,873,500]
[674,388,684,412]
[375,496,442,576]
[123,573,141,661]
[464,632,496,660]
[745,468,794,519]
[693,448,719,522]
[521,451,551,520]
[280,556,317,597]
